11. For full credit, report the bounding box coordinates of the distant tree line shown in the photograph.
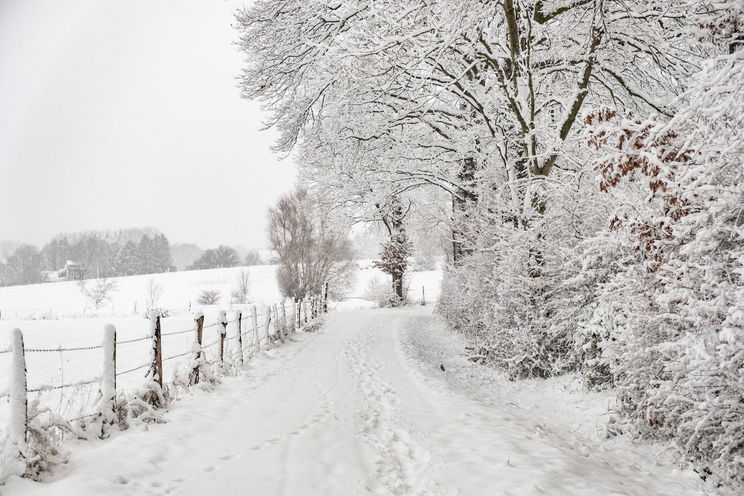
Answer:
[188,245,241,270]
[0,229,275,287]
[0,231,174,286]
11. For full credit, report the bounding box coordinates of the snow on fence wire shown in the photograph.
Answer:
[0,290,328,483]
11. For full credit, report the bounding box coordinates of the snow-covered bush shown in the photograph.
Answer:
[197,289,220,305]
[558,234,637,389]
[410,254,437,272]
[438,172,611,379]
[365,276,406,308]
[23,400,71,480]
[586,47,744,486]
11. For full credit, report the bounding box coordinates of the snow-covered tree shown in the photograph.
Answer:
[188,246,240,270]
[144,278,163,311]
[268,188,355,301]
[585,20,744,484]
[372,197,413,302]
[1,244,42,286]
[151,234,174,273]
[83,277,118,309]
[197,289,220,305]
[231,269,251,304]
[115,241,140,276]
[237,0,742,487]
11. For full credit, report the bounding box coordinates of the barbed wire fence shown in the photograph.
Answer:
[0,288,328,483]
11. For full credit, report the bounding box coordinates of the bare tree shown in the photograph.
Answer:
[144,278,163,311]
[82,277,118,309]
[231,269,251,304]
[268,188,355,301]
[197,289,220,305]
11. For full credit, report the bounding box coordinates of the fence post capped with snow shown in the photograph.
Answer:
[323,282,328,313]
[147,310,164,389]
[235,310,244,365]
[263,305,272,342]
[2,328,29,482]
[272,303,282,342]
[280,302,287,337]
[218,310,228,363]
[251,305,260,355]
[94,324,117,438]
[190,311,205,385]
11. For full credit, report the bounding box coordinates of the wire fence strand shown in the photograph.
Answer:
[116,363,150,377]
[26,344,103,353]
[162,350,193,362]
[118,335,152,345]
[27,378,100,394]
[161,327,195,337]
[2,299,316,434]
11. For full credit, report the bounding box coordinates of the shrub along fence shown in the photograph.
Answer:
[0,293,327,483]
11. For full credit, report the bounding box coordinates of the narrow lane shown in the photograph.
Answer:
[12,308,706,496]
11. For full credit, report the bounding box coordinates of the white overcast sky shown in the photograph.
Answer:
[0,0,296,249]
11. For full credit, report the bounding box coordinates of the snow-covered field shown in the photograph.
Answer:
[0,263,442,425]
[4,307,710,495]
[0,262,440,320]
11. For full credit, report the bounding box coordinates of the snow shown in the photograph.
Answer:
[0,262,439,320]
[1,329,28,483]
[2,307,712,495]
[0,263,442,423]
[91,324,117,437]
[0,265,285,320]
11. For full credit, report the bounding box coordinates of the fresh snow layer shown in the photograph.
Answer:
[0,262,441,320]
[0,263,442,424]
[5,307,708,496]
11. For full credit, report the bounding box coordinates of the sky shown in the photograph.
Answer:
[0,0,296,249]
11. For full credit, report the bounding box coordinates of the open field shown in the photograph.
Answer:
[0,263,442,426]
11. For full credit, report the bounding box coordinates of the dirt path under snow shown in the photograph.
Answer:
[9,307,707,496]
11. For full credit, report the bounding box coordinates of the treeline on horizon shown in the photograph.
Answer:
[0,228,270,287]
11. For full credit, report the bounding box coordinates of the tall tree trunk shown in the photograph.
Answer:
[393,272,403,299]
[452,157,479,266]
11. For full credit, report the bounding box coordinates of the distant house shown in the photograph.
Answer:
[58,261,85,281]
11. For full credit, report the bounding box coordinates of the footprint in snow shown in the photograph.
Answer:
[113,475,129,485]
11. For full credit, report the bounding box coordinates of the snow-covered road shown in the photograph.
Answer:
[9,307,707,496]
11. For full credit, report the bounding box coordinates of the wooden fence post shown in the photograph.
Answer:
[219,310,228,364]
[323,282,328,313]
[263,305,272,343]
[295,300,301,329]
[251,305,260,354]
[421,286,426,306]
[6,328,28,477]
[96,324,117,437]
[303,298,308,324]
[148,311,163,389]
[190,312,204,385]
[273,304,282,342]
[280,301,287,337]
[235,310,244,365]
